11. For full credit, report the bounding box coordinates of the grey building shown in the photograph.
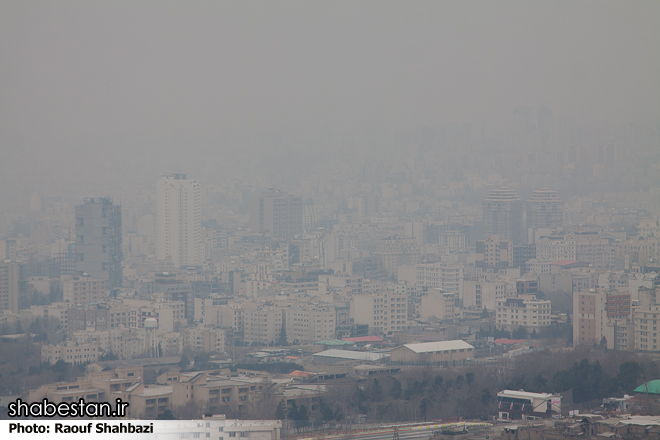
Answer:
[250,189,302,242]
[75,197,122,288]
[525,188,564,230]
[482,187,524,244]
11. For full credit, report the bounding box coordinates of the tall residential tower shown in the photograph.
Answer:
[526,188,564,230]
[250,189,302,242]
[156,174,202,267]
[482,187,524,244]
[75,197,123,287]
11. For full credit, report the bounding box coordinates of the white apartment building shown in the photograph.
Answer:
[496,295,551,333]
[156,173,202,267]
[415,262,463,297]
[352,291,408,337]
[285,304,336,343]
[535,236,576,263]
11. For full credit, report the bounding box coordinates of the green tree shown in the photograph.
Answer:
[288,401,299,423]
[531,374,548,391]
[295,404,310,431]
[465,372,475,385]
[275,400,286,420]
[178,355,190,369]
[370,378,383,402]
[390,378,402,399]
[419,397,432,421]
[512,326,528,339]
[480,389,493,405]
[156,409,177,419]
[616,361,643,392]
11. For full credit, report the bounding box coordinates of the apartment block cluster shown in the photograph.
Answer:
[0,169,659,368]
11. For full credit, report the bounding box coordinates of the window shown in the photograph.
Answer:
[229,433,236,437]
[193,433,200,439]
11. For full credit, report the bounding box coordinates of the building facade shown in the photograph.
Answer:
[496,295,551,333]
[156,174,202,268]
[75,197,122,287]
[482,187,524,244]
[250,189,302,242]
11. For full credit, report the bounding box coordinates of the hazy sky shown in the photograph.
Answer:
[1,1,659,197]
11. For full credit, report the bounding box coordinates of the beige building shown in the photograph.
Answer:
[463,278,511,310]
[194,300,245,337]
[419,289,456,323]
[535,235,576,263]
[352,291,408,337]
[616,236,660,271]
[62,275,107,304]
[390,340,474,364]
[156,173,202,267]
[29,365,143,404]
[183,326,229,354]
[496,295,551,333]
[573,231,616,269]
[573,287,608,346]
[285,304,335,343]
[476,235,514,268]
[604,318,635,351]
[42,340,99,365]
[375,236,420,278]
[415,262,463,296]
[634,306,660,353]
[243,304,283,344]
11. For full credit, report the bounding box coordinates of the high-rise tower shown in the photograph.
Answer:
[526,188,564,230]
[75,197,122,287]
[250,189,302,242]
[482,187,524,244]
[156,174,201,267]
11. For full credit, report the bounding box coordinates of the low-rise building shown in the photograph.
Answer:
[497,389,561,420]
[42,340,99,365]
[496,295,551,333]
[389,340,474,364]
